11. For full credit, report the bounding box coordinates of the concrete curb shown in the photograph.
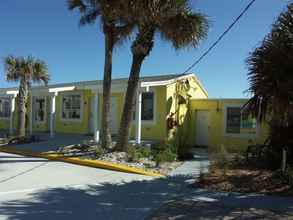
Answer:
[0,147,163,177]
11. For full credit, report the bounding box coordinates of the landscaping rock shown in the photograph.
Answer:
[100,152,128,163]
[48,143,182,174]
[138,158,156,168]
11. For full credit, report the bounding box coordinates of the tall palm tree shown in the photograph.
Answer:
[245,3,293,166]
[116,0,209,151]
[68,0,134,149]
[4,56,49,137]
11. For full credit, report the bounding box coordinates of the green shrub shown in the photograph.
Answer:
[127,145,152,162]
[153,141,177,155]
[95,147,105,158]
[154,149,177,166]
[140,147,152,158]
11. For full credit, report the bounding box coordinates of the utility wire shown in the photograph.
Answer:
[183,0,257,74]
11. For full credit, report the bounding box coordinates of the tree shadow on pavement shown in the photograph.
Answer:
[0,174,293,220]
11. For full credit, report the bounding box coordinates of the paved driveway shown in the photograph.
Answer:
[6,133,93,152]
[0,151,155,220]
[0,150,293,220]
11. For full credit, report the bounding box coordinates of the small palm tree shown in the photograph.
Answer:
[116,0,209,151]
[68,0,134,148]
[4,56,49,137]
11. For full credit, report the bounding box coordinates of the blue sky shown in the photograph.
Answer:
[0,0,290,98]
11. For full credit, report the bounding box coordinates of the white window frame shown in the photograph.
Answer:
[0,98,11,120]
[33,96,47,124]
[60,92,83,122]
[223,104,258,138]
[133,90,157,125]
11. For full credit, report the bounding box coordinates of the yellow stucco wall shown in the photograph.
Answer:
[3,75,266,155]
[0,97,18,133]
[97,92,124,134]
[129,86,167,141]
[55,90,92,134]
[166,76,209,141]
[189,99,269,152]
[0,118,10,130]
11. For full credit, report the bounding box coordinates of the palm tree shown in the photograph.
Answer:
[116,0,209,151]
[4,56,49,137]
[68,0,134,149]
[245,3,293,167]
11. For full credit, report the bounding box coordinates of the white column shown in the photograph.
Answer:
[135,87,142,145]
[50,93,57,138]
[93,92,99,143]
[29,95,33,136]
[9,96,16,136]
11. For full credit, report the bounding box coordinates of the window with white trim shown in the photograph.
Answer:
[62,94,81,120]
[226,107,256,134]
[0,98,11,118]
[34,98,46,122]
[133,92,155,121]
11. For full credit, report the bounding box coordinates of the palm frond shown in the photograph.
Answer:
[4,56,22,82]
[159,11,209,49]
[129,0,209,50]
[32,59,49,85]
[67,0,101,26]
[3,56,49,86]
[67,0,87,12]
[245,3,293,124]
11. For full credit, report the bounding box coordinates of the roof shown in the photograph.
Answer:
[1,73,187,89]
[33,73,189,89]
[0,73,208,96]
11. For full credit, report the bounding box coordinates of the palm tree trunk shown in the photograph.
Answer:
[116,26,155,151]
[116,54,145,151]
[18,79,28,137]
[101,29,114,149]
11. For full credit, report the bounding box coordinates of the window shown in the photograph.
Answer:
[0,98,11,118]
[133,92,155,121]
[62,94,81,120]
[142,93,154,120]
[34,98,46,122]
[226,107,256,134]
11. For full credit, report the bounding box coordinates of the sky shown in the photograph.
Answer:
[0,0,290,98]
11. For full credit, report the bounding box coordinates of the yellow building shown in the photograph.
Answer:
[0,73,268,151]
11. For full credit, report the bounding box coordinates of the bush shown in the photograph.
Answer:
[95,147,105,158]
[127,145,151,162]
[140,147,152,158]
[154,149,177,166]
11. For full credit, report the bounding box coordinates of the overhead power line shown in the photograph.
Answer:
[183,0,257,74]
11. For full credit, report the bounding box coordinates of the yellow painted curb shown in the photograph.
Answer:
[0,147,163,177]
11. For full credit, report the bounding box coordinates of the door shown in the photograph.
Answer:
[196,110,209,146]
[109,97,118,135]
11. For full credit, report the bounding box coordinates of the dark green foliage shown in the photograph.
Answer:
[154,149,177,166]
[127,145,151,162]
[245,3,293,168]
[95,147,106,158]
[152,141,177,165]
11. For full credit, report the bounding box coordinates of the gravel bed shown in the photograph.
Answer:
[53,145,182,175]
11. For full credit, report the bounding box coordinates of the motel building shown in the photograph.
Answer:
[0,73,268,151]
